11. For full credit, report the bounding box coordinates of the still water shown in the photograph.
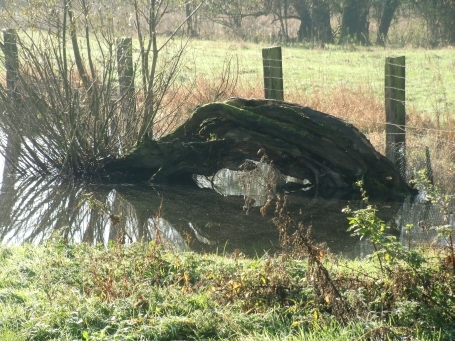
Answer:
[0,156,448,259]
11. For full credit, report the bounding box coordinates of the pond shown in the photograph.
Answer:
[0,155,448,259]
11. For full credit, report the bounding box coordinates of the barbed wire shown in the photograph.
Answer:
[263,88,284,91]
[373,133,455,149]
[385,62,406,68]
[262,76,284,80]
[347,117,455,135]
[385,87,405,92]
[261,58,283,62]
[400,133,455,147]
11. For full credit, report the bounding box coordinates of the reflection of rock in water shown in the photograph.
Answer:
[3,167,447,259]
[188,222,214,245]
[194,162,314,207]
[114,183,281,256]
[148,217,189,252]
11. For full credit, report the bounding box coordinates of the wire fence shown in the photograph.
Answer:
[260,46,455,240]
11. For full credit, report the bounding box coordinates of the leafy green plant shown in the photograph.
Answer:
[343,181,425,272]
[341,180,455,336]
[415,169,455,273]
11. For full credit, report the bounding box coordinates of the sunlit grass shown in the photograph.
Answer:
[0,239,453,340]
[182,39,455,120]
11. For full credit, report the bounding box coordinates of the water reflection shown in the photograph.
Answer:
[0,171,371,258]
[0,159,450,258]
[0,176,192,250]
[194,161,313,207]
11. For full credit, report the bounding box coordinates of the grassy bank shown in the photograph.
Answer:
[1,234,454,340]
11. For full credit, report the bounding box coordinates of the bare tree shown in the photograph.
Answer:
[376,0,400,46]
[201,0,272,37]
[269,0,333,44]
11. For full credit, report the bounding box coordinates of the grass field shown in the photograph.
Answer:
[183,40,455,120]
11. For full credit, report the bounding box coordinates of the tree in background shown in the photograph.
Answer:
[185,1,199,37]
[194,0,455,46]
[376,0,401,46]
[273,0,333,44]
[311,0,333,43]
[411,0,455,46]
[202,0,273,37]
[271,0,292,41]
[339,0,370,44]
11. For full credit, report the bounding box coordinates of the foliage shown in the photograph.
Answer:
[202,0,273,32]
[411,0,455,46]
[340,180,455,336]
[343,181,425,271]
[415,169,455,274]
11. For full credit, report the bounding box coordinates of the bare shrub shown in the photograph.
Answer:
[0,0,203,177]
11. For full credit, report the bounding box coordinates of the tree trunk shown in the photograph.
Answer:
[185,3,197,37]
[376,0,399,46]
[293,0,312,41]
[105,98,415,200]
[185,3,193,36]
[443,1,455,45]
[313,0,333,43]
[340,0,370,45]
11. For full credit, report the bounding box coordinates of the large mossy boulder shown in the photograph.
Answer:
[106,98,415,200]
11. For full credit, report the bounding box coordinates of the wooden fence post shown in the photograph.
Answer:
[262,46,284,101]
[117,37,135,133]
[2,29,21,175]
[385,56,406,178]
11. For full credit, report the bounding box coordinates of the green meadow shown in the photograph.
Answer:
[184,40,455,119]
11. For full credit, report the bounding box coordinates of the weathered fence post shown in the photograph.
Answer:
[117,37,135,133]
[385,56,406,178]
[2,29,21,175]
[262,46,284,101]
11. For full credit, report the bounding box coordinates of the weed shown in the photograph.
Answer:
[340,181,455,336]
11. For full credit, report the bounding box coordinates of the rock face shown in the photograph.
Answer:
[106,98,415,200]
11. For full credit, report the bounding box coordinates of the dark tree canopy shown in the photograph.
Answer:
[106,98,415,200]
